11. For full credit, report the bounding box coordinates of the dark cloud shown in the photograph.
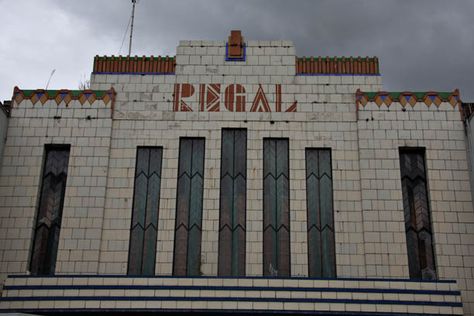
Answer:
[1,0,473,100]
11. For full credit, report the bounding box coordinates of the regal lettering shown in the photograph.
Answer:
[173,84,297,112]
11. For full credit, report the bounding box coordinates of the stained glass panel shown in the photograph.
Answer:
[128,147,162,275]
[173,138,205,276]
[399,148,436,280]
[218,129,247,276]
[263,138,290,276]
[306,148,336,278]
[30,145,70,275]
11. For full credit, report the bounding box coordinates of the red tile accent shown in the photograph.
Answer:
[296,57,379,75]
[173,84,195,112]
[93,56,176,74]
[249,84,271,112]
[228,30,244,58]
[224,84,246,112]
[200,84,221,112]
[285,101,297,112]
[173,84,298,112]
[275,85,282,112]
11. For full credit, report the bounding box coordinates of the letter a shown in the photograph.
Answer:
[250,84,271,112]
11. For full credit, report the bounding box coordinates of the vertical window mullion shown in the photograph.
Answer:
[186,140,194,275]
[143,148,162,275]
[234,129,247,276]
[274,140,279,271]
[231,131,238,275]
[141,149,151,274]
[187,139,202,276]
[173,139,192,276]
[319,149,335,277]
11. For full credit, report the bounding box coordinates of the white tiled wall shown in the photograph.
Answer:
[358,101,474,313]
[0,99,112,280]
[1,38,473,315]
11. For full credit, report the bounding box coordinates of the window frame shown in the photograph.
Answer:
[29,144,71,275]
[173,137,206,276]
[218,128,247,276]
[305,147,336,278]
[399,147,437,280]
[127,146,164,276]
[262,137,291,277]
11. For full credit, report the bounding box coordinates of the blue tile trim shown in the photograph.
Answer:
[225,43,246,62]
[3,284,461,296]
[0,308,463,316]
[0,295,463,308]
[92,72,175,75]
[296,73,381,77]
[7,274,457,283]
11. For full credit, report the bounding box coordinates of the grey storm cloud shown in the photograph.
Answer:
[1,0,473,101]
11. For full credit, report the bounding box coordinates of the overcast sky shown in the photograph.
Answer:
[1,0,473,101]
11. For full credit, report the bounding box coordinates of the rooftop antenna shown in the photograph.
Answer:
[128,0,138,56]
[45,69,56,90]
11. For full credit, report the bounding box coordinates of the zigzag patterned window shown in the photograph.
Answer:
[399,148,436,280]
[173,138,205,276]
[30,145,70,275]
[306,148,336,277]
[263,138,290,276]
[128,147,163,275]
[218,129,247,276]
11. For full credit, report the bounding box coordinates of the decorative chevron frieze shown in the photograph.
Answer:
[356,89,461,107]
[12,86,116,107]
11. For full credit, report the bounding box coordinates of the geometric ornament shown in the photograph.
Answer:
[12,86,116,108]
[357,89,461,109]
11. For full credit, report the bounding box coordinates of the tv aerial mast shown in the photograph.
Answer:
[45,69,56,90]
[128,0,138,56]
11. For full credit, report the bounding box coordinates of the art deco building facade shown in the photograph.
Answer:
[0,31,473,315]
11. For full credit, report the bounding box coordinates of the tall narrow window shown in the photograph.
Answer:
[173,138,205,276]
[306,148,336,277]
[30,145,70,275]
[263,138,290,276]
[128,147,163,275]
[218,129,247,276]
[399,148,436,280]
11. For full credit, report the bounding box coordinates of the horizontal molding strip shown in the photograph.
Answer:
[93,55,176,74]
[3,284,461,296]
[296,57,379,75]
[92,72,175,75]
[7,274,457,283]
[0,295,463,307]
[296,73,381,77]
[0,308,463,316]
